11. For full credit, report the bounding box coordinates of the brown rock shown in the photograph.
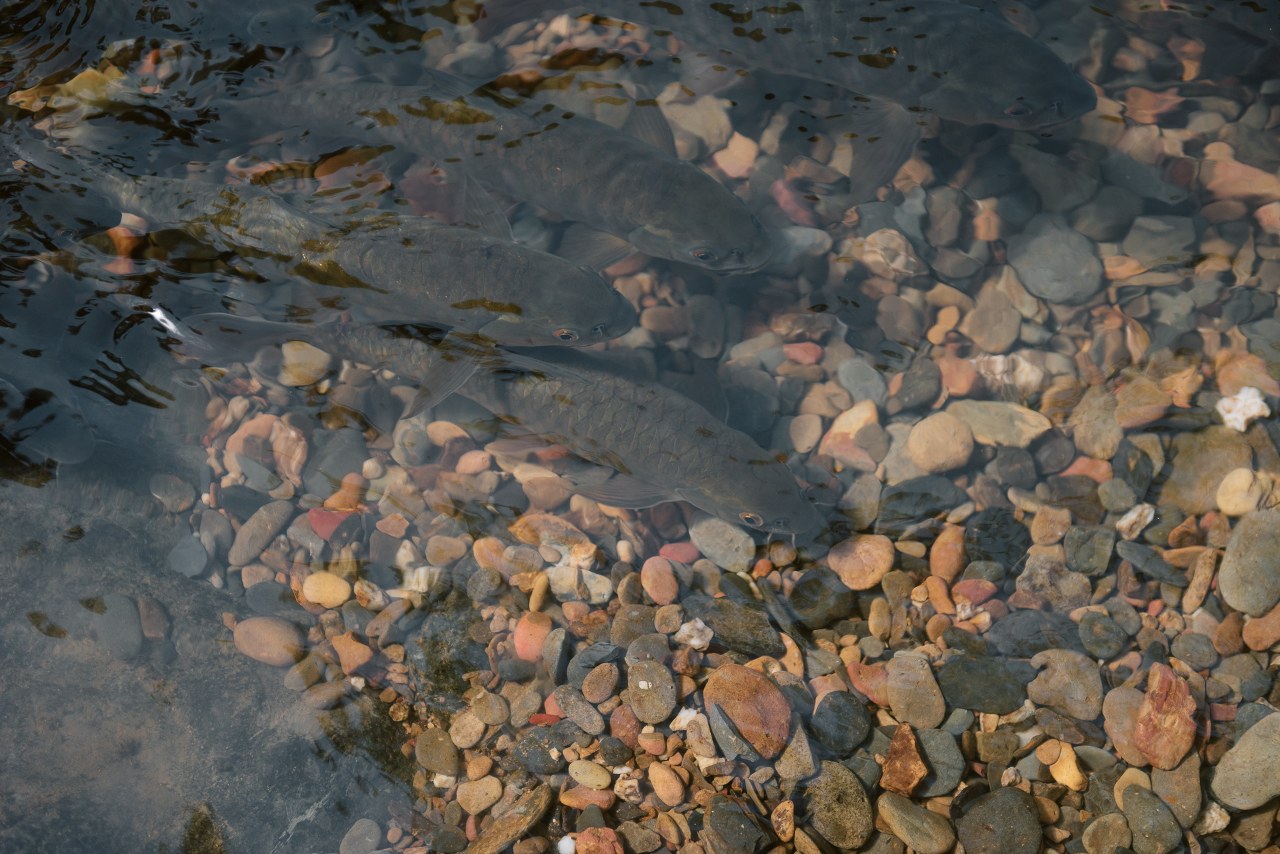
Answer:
[468,785,553,854]
[881,724,927,796]
[1242,601,1280,651]
[703,663,792,760]
[513,612,552,662]
[331,631,374,674]
[576,827,624,854]
[233,616,305,666]
[582,662,620,704]
[1103,686,1149,767]
[640,556,679,606]
[560,785,617,811]
[828,534,895,591]
[929,524,967,582]
[648,761,685,807]
[1134,663,1197,770]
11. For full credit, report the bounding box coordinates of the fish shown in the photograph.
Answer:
[459,349,821,534]
[10,140,637,351]
[216,74,775,272]
[474,0,1097,130]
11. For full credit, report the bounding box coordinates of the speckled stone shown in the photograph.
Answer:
[955,786,1042,854]
[886,654,945,729]
[805,761,873,850]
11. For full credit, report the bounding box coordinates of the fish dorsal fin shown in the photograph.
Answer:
[566,471,673,508]
[621,85,678,157]
[556,223,635,269]
[460,175,515,240]
[832,96,926,203]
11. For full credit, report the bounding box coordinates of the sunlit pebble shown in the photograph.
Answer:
[557,837,576,854]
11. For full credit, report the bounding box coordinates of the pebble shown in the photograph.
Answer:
[553,685,605,735]
[702,663,791,760]
[647,761,684,806]
[449,711,486,749]
[227,500,294,566]
[949,400,1052,449]
[1151,753,1201,829]
[457,776,503,814]
[876,791,956,854]
[278,340,331,386]
[936,655,1027,714]
[568,760,613,791]
[339,818,382,854]
[809,690,871,756]
[1211,711,1280,809]
[1007,213,1104,304]
[626,659,677,725]
[232,616,305,666]
[302,571,351,609]
[95,593,143,660]
[639,557,678,606]
[805,761,873,850]
[1134,664,1196,771]
[827,534,895,591]
[906,412,973,473]
[688,516,754,571]
[1161,427,1252,515]
[581,663,619,705]
[1079,611,1127,659]
[686,595,783,658]
[415,728,459,776]
[955,786,1042,854]
[916,729,965,797]
[885,654,945,729]
[1082,812,1132,854]
[466,785,552,854]
[1028,649,1103,721]
[1120,785,1182,854]
[1217,508,1280,616]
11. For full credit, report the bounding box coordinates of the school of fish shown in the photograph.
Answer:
[4,0,1100,535]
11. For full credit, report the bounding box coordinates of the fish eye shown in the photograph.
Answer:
[1004,102,1033,118]
[739,511,764,528]
[691,247,717,263]
[555,328,580,343]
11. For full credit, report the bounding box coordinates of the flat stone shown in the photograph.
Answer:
[568,760,613,791]
[688,516,755,571]
[703,663,791,760]
[1028,649,1103,721]
[1082,812,1132,854]
[232,616,305,667]
[167,535,210,578]
[937,655,1028,714]
[227,500,294,566]
[685,594,784,658]
[955,786,1042,854]
[907,412,973,473]
[1015,554,1092,610]
[339,818,382,854]
[626,659,677,725]
[809,690,871,756]
[1007,213,1103,304]
[1161,427,1252,516]
[1219,509,1280,616]
[467,785,552,854]
[827,534,895,591]
[457,776,504,814]
[881,724,927,796]
[552,685,605,736]
[1134,664,1196,771]
[805,761,873,850]
[948,400,1052,448]
[415,728,458,776]
[1211,711,1280,809]
[886,655,945,729]
[876,791,956,854]
[1151,753,1201,829]
[1121,786,1182,854]
[916,729,965,797]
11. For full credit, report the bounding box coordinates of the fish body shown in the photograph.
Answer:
[13,145,635,347]
[460,351,820,533]
[220,78,773,272]
[478,0,1097,129]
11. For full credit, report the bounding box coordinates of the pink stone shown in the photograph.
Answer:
[640,556,679,606]
[783,342,823,366]
[513,612,552,662]
[1133,664,1197,771]
[307,508,353,542]
[576,827,624,854]
[660,542,700,564]
[951,578,998,607]
[455,449,492,475]
[846,661,890,707]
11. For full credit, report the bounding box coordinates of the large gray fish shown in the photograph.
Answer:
[176,312,819,532]
[11,142,636,351]
[476,0,1097,130]
[460,350,821,534]
[217,75,774,272]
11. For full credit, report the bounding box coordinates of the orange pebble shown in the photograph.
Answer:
[323,472,368,511]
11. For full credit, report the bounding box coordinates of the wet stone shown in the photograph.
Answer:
[876,791,955,854]
[886,654,945,729]
[1116,541,1186,587]
[1170,632,1216,670]
[1161,427,1252,516]
[876,476,968,537]
[1218,509,1280,616]
[805,761,873,850]
[1082,812,1132,854]
[1028,649,1103,721]
[96,593,143,661]
[989,609,1087,657]
[553,685,604,735]
[467,785,552,854]
[915,729,965,798]
[1121,786,1182,854]
[512,727,567,775]
[581,663,619,705]
[1122,216,1196,270]
[610,604,656,649]
[1211,711,1280,809]
[788,568,856,629]
[964,507,1030,572]
[688,516,755,572]
[626,659,676,725]
[703,796,772,854]
[1015,554,1092,610]
[1079,611,1128,660]
[567,643,623,689]
[809,690,871,756]
[955,786,1042,854]
[1065,526,1115,577]
[168,535,210,578]
[227,500,293,566]
[233,616,305,666]
[948,400,1052,449]
[1007,213,1103,304]
[1151,753,1201,829]
[415,728,458,776]
[936,655,1028,714]
[703,663,791,760]
[339,818,382,854]
[624,633,669,667]
[685,594,783,658]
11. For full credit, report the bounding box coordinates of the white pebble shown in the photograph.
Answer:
[1217,386,1270,432]
[557,836,576,854]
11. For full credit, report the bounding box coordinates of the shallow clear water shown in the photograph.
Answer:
[2,0,1279,851]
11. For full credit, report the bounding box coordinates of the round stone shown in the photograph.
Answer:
[805,761,873,850]
[569,759,613,790]
[627,659,677,725]
[907,412,974,473]
[703,664,791,760]
[233,616,305,666]
[827,534,895,591]
[956,786,1042,854]
[302,571,351,609]
[415,728,459,776]
[456,776,503,815]
[449,711,486,749]
[582,663,620,705]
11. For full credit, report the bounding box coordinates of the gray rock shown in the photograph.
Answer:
[1007,213,1103,305]
[886,654,945,729]
[1122,216,1196,269]
[1010,141,1099,212]
[1028,649,1102,721]
[414,728,458,776]
[1170,632,1216,671]
[552,685,604,735]
[1151,753,1200,829]
[95,593,143,661]
[1160,427,1252,515]
[1100,152,1188,204]
[835,357,888,407]
[937,655,1028,714]
[1081,812,1131,854]
[626,659,676,725]
[809,690,871,756]
[877,791,955,854]
[689,516,755,572]
[1121,786,1182,854]
[685,594,784,658]
[1079,612,1127,659]
[776,726,818,782]
[339,818,382,854]
[916,729,965,798]
[167,535,209,578]
[703,795,772,853]
[805,761,873,850]
[1211,711,1280,809]
[1015,554,1092,611]
[1072,185,1143,241]
[227,500,293,566]
[955,786,1042,854]
[1218,509,1280,616]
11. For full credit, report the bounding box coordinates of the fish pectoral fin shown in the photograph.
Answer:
[556,224,635,270]
[566,472,673,509]
[831,97,926,204]
[460,175,515,240]
[405,333,482,417]
[486,434,552,455]
[621,85,678,158]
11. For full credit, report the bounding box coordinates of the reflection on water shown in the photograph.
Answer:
[2,0,1280,850]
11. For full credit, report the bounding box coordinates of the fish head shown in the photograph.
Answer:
[625,173,774,273]
[679,455,822,535]
[916,19,1096,129]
